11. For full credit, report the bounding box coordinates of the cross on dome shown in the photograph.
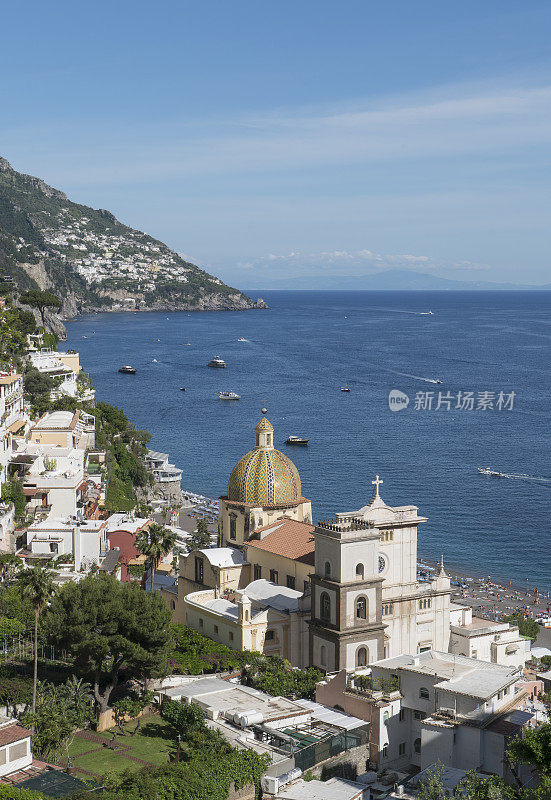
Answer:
[372,474,383,497]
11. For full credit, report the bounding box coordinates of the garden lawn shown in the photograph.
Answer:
[63,714,176,778]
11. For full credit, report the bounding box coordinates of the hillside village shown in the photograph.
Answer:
[40,208,215,292]
[0,156,264,314]
[0,292,547,800]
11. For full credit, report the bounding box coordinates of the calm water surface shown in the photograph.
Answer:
[65,291,551,589]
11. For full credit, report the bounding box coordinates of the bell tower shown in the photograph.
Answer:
[309,516,386,672]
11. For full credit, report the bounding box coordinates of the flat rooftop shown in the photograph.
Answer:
[373,650,519,699]
[34,411,78,430]
[276,777,367,800]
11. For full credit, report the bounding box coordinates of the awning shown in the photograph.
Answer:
[8,420,26,434]
[23,487,47,497]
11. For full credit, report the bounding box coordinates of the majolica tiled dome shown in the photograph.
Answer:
[228,418,302,506]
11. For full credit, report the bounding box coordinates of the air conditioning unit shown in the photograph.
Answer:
[261,775,279,794]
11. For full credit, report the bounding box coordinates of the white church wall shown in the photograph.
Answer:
[340,539,378,583]
[313,636,336,671]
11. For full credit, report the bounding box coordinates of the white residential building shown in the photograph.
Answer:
[329,650,535,783]
[30,410,95,450]
[25,517,107,571]
[0,374,27,489]
[29,349,95,403]
[0,717,32,777]
[145,450,182,486]
[449,604,530,669]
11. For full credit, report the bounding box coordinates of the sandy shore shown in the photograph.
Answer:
[418,558,551,634]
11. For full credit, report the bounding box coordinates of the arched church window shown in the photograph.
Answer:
[229,514,237,540]
[419,687,429,700]
[356,647,368,667]
[320,645,327,666]
[320,592,331,620]
[355,563,364,579]
[356,596,367,619]
[324,561,332,578]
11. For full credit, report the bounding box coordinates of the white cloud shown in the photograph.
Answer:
[5,80,551,186]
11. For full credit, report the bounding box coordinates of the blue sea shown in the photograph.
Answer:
[65,291,551,590]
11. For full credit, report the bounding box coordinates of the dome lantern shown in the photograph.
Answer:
[255,417,274,449]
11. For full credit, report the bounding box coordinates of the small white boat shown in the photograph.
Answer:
[208,356,227,368]
[152,358,158,363]
[218,391,241,400]
[237,337,247,342]
[286,435,309,445]
[118,365,137,374]
[477,467,504,477]
[340,384,351,392]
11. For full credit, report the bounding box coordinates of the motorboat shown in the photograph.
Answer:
[340,384,351,392]
[208,356,227,368]
[477,467,504,477]
[237,337,247,342]
[286,435,309,445]
[118,365,137,374]
[218,391,241,400]
[180,387,186,392]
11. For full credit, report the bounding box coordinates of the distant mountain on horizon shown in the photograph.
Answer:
[245,268,549,291]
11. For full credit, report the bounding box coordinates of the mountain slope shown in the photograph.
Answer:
[248,268,546,291]
[0,157,265,317]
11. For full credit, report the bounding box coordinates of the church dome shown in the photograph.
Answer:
[227,418,302,506]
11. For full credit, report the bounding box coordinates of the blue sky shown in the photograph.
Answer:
[2,1,550,287]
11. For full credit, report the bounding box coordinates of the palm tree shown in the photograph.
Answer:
[135,523,177,594]
[0,553,21,583]
[16,565,55,713]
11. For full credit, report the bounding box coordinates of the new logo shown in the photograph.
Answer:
[388,389,410,412]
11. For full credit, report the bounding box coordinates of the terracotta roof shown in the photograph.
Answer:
[246,518,315,564]
[0,723,32,746]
